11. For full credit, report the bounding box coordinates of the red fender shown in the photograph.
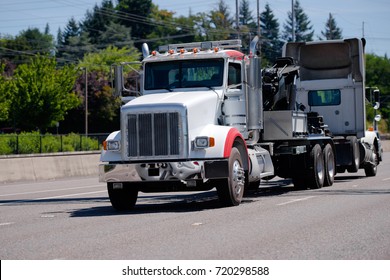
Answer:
[223,127,247,154]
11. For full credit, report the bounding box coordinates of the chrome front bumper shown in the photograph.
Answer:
[99,160,229,183]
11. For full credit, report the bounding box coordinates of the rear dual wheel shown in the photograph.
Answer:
[293,144,330,189]
[323,144,335,187]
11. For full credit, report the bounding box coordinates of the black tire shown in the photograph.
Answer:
[246,180,260,191]
[307,144,325,189]
[216,147,245,206]
[336,166,346,173]
[323,144,335,187]
[292,176,307,190]
[364,146,378,177]
[347,136,360,173]
[107,183,138,211]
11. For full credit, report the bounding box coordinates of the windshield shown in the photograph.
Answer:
[144,58,224,90]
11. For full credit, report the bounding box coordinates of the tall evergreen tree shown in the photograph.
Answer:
[57,18,95,63]
[99,22,132,48]
[261,3,282,64]
[282,0,314,42]
[208,0,234,40]
[116,0,153,41]
[62,17,81,45]
[239,0,254,26]
[321,13,343,40]
[81,0,116,45]
[238,0,256,50]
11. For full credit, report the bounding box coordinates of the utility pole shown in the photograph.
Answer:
[80,67,88,137]
[257,0,261,56]
[257,0,261,38]
[292,0,295,42]
[236,0,240,40]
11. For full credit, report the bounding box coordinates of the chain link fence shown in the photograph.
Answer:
[0,133,109,155]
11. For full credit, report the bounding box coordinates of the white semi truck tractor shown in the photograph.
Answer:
[99,37,380,210]
[283,38,382,177]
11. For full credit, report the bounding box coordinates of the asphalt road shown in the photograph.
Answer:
[1,152,390,260]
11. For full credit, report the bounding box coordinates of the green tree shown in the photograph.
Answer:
[145,5,197,50]
[78,45,140,74]
[239,0,254,26]
[116,0,153,42]
[208,0,234,40]
[57,17,95,63]
[81,0,116,45]
[146,6,177,48]
[8,55,80,131]
[98,21,133,48]
[0,63,12,121]
[0,27,54,64]
[261,3,282,64]
[238,0,256,50]
[366,53,390,131]
[321,13,342,40]
[283,0,314,42]
[62,45,141,133]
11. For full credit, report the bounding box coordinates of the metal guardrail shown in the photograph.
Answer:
[0,133,109,155]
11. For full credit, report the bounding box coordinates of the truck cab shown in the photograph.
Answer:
[99,39,274,210]
[283,38,381,175]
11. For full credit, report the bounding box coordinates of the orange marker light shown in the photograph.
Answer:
[209,137,215,147]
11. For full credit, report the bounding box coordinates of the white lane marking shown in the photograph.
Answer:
[277,196,316,206]
[383,178,390,181]
[0,222,15,226]
[33,190,107,200]
[0,190,107,206]
[0,184,104,197]
[0,177,98,188]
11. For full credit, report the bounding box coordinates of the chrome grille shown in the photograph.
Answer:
[127,112,182,158]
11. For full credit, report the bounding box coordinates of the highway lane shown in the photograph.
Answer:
[0,152,389,259]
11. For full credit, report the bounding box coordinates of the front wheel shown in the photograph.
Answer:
[107,183,138,211]
[347,136,360,173]
[364,146,378,177]
[216,147,245,206]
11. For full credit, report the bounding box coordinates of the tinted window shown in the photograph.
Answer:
[308,89,341,106]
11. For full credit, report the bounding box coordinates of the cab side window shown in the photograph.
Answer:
[228,63,242,89]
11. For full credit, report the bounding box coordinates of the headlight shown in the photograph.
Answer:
[193,136,215,149]
[106,140,121,151]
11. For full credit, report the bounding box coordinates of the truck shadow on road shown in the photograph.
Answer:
[69,179,294,217]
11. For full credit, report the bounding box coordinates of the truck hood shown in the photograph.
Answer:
[121,90,221,129]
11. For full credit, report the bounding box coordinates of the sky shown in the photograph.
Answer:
[0,0,389,56]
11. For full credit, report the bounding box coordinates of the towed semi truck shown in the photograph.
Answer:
[99,37,381,210]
